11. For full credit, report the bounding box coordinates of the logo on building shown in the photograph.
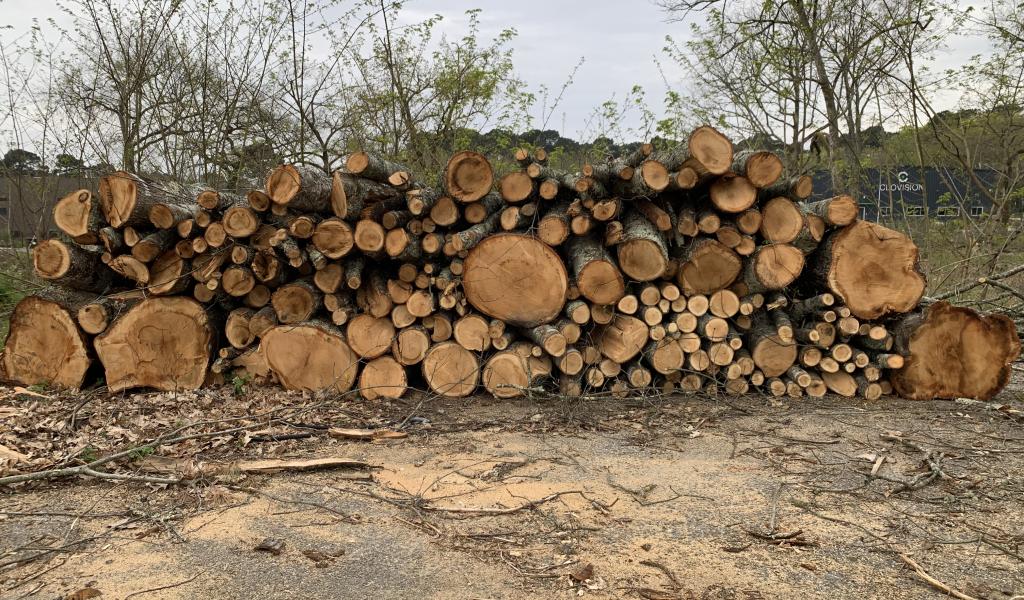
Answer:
[880,170,923,192]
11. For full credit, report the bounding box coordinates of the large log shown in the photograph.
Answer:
[462,233,569,328]
[2,295,92,389]
[261,322,359,392]
[814,221,925,320]
[891,302,1020,400]
[94,297,213,391]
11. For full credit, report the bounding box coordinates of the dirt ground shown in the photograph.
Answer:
[1,370,1023,600]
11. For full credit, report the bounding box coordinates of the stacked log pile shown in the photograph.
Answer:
[2,127,1019,401]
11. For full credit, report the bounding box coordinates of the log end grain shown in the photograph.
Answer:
[262,323,358,393]
[892,302,1021,400]
[94,297,212,392]
[462,233,569,328]
[2,296,91,389]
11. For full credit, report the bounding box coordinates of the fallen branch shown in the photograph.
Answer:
[897,553,980,600]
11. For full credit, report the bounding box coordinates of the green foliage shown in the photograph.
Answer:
[231,374,251,397]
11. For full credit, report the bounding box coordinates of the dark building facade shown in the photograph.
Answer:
[0,175,98,241]
[810,167,1009,221]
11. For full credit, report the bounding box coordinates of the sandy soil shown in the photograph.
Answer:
[1,373,1023,599]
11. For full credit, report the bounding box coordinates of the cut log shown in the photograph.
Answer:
[392,326,431,366]
[746,318,797,377]
[346,313,396,359]
[98,171,200,229]
[709,174,757,213]
[762,175,813,201]
[730,150,783,187]
[594,314,648,363]
[266,164,333,211]
[422,341,479,397]
[358,356,407,400]
[483,351,539,398]
[94,297,212,391]
[226,307,256,349]
[271,280,322,323]
[522,323,567,357]
[222,205,261,238]
[33,240,109,292]
[801,195,858,227]
[891,301,1021,400]
[332,172,400,220]
[814,221,925,319]
[565,236,626,305]
[644,338,685,374]
[759,197,803,243]
[354,219,386,254]
[53,189,102,243]
[261,322,359,392]
[742,244,805,293]
[445,151,494,203]
[307,217,353,259]
[346,152,409,184]
[462,233,569,328]
[148,251,190,296]
[676,238,742,295]
[454,314,491,351]
[499,171,534,203]
[2,295,91,389]
[617,211,669,281]
[687,125,733,175]
[197,189,244,211]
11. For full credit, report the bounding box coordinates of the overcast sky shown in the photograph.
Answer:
[0,0,997,141]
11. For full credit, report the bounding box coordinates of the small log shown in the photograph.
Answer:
[53,189,103,243]
[359,356,407,400]
[33,240,110,292]
[422,341,479,397]
[801,195,858,227]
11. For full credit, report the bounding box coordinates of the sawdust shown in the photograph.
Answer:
[2,382,1023,599]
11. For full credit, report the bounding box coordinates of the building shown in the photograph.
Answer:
[0,175,98,241]
[810,167,1008,221]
